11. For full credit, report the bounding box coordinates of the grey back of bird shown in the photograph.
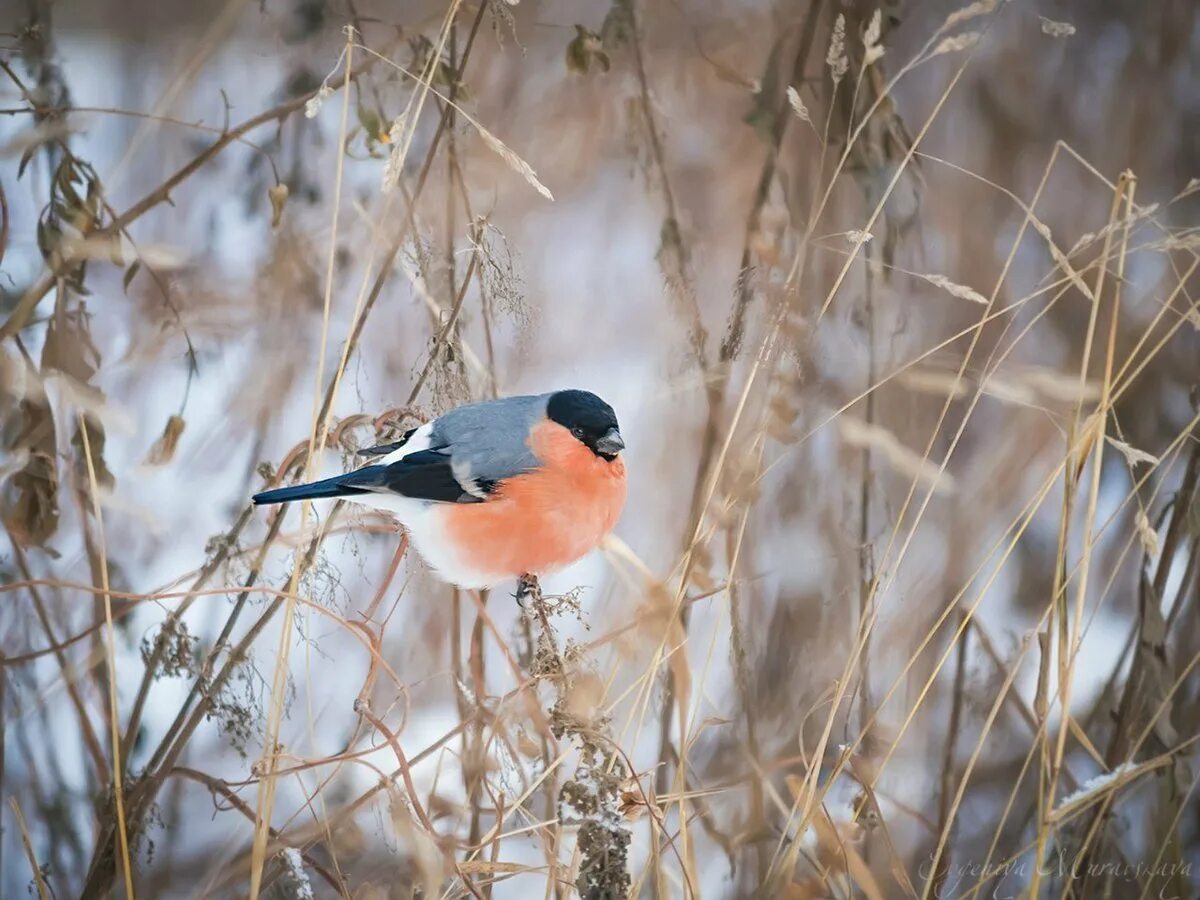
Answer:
[431,393,551,488]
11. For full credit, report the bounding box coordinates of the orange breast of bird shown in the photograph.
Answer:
[443,419,627,582]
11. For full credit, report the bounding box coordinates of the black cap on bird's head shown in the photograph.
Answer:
[547,389,625,460]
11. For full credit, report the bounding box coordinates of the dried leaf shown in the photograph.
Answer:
[18,144,35,179]
[1106,436,1158,469]
[73,414,115,490]
[826,14,848,84]
[123,260,141,294]
[566,25,610,74]
[930,32,980,57]
[304,84,332,119]
[1135,509,1159,560]
[1018,367,1100,404]
[786,86,811,124]
[563,671,605,730]
[4,451,60,548]
[2,385,60,548]
[1185,305,1200,332]
[1137,574,1178,750]
[1033,219,1094,301]
[862,9,885,66]
[840,416,956,494]
[144,415,187,466]
[268,183,289,229]
[982,374,1036,406]
[812,810,883,900]
[863,9,881,49]
[618,788,647,821]
[941,0,997,31]
[1072,412,1102,484]
[921,272,987,305]
[381,114,409,192]
[474,124,554,201]
[897,368,968,399]
[515,730,541,758]
[457,860,532,875]
[42,310,99,386]
[641,583,692,724]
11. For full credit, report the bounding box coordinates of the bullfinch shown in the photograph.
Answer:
[252,389,627,589]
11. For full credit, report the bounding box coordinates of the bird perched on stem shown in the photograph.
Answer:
[253,389,627,590]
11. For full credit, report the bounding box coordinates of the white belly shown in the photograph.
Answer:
[345,423,507,589]
[344,491,502,590]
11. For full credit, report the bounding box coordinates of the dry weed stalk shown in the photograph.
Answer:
[517,575,632,899]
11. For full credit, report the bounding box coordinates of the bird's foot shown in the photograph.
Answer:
[514,573,540,608]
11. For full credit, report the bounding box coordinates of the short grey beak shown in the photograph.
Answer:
[595,427,625,457]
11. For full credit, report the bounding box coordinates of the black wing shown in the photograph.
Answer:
[253,448,494,506]
[350,449,487,503]
[356,426,419,458]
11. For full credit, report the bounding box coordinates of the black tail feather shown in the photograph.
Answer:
[251,469,379,506]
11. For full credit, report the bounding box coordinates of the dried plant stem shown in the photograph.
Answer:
[407,233,482,404]
[626,0,703,359]
[1032,173,1134,894]
[724,518,765,880]
[721,0,824,361]
[10,541,107,778]
[0,56,380,342]
[245,7,488,895]
[1106,425,1200,758]
[313,0,490,434]
[248,29,356,898]
[0,60,202,384]
[652,8,825,859]
[773,241,1181,884]
[518,575,634,898]
[80,510,289,897]
[1069,430,1200,889]
[931,609,969,896]
[465,588,488,850]
[8,796,50,900]
[121,505,254,760]
[921,635,1034,899]
[143,511,285,775]
[77,411,135,900]
[360,708,487,899]
[856,238,878,733]
[169,767,342,893]
[783,137,1075,858]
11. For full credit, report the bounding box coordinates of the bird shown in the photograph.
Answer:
[252,389,627,590]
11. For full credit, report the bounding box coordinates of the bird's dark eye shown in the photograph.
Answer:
[571,426,586,439]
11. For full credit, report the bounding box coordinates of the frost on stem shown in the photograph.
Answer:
[267,847,314,900]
